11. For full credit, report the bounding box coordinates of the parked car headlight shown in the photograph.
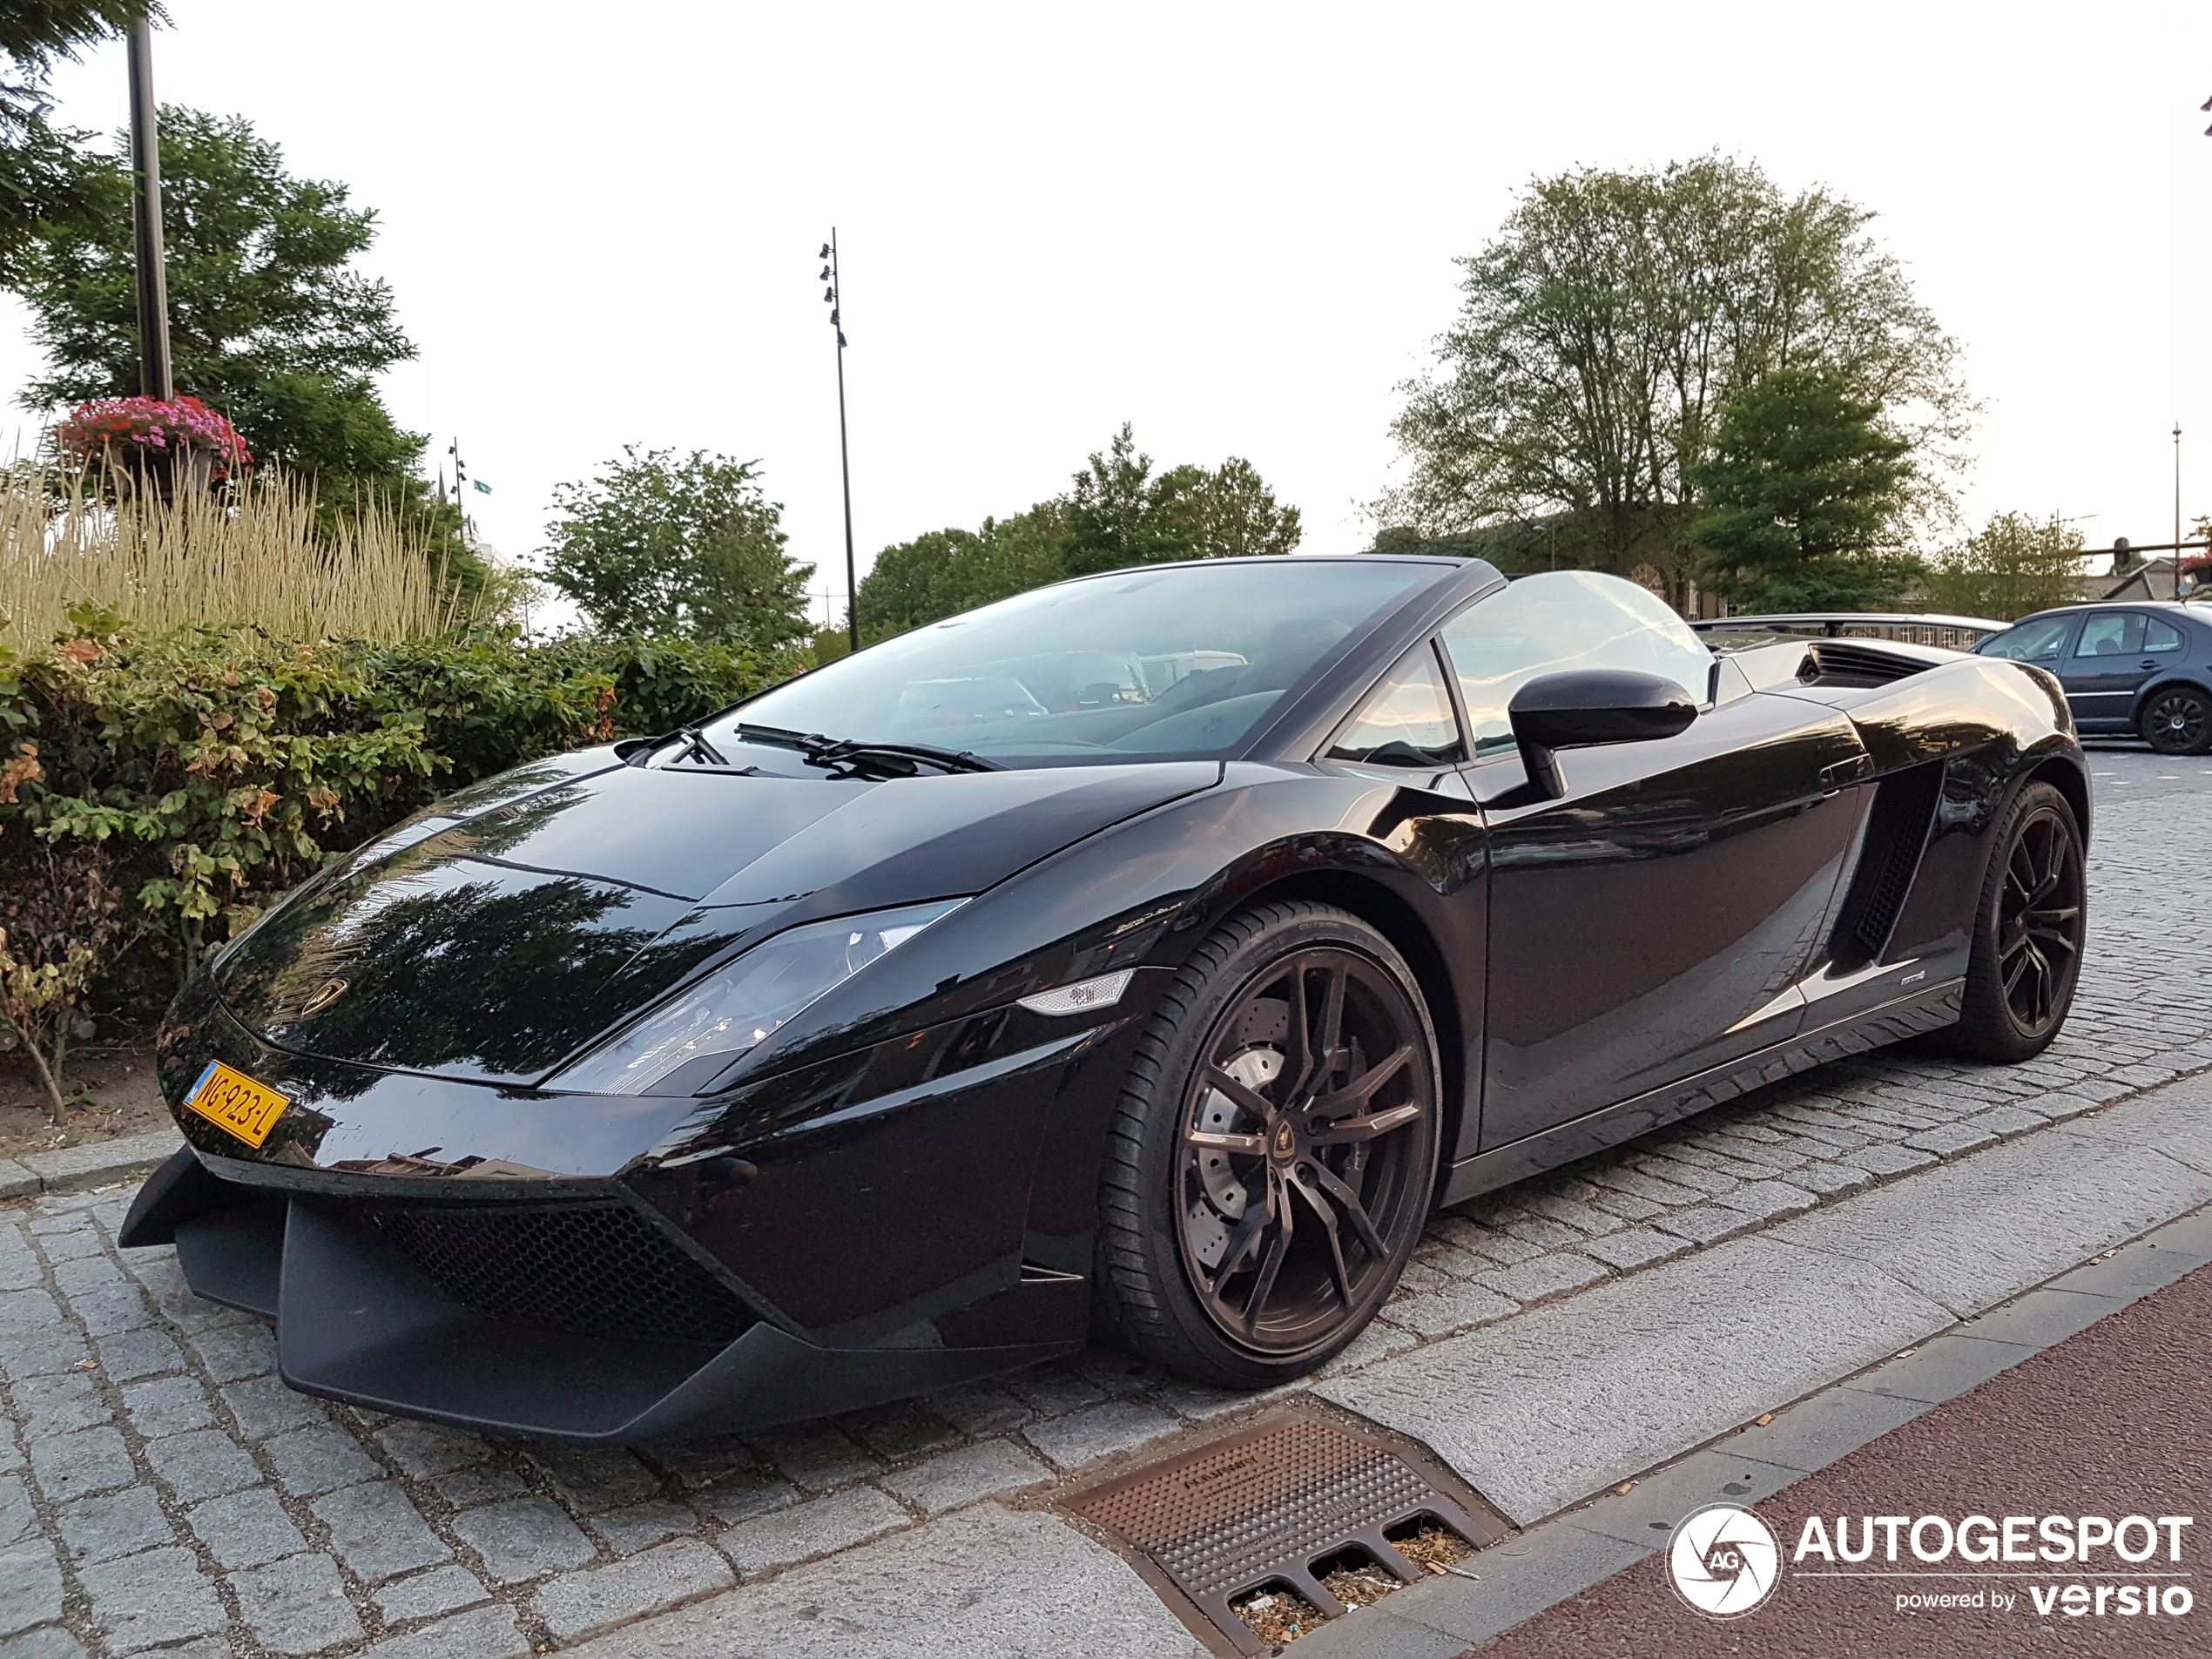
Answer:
[548,900,966,1094]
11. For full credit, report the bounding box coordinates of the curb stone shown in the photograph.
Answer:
[10,1130,182,1199]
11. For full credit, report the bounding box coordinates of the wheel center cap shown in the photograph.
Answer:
[1270,1119,1299,1162]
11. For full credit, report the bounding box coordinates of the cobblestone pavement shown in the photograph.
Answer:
[2,746,2208,1656]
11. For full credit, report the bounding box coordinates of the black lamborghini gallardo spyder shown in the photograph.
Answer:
[124,558,2088,1441]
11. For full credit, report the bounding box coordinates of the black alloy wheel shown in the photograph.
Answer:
[1951,781,2086,1062]
[2141,685,2212,755]
[1096,901,1440,1387]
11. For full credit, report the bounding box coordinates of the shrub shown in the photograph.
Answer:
[0,614,799,1049]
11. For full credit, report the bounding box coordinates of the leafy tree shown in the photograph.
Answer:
[1689,368,1917,610]
[1153,456,1302,560]
[857,502,1069,635]
[1925,512,2086,621]
[0,3,158,289]
[13,105,453,537]
[1379,154,1971,608]
[1064,423,1301,576]
[539,447,813,646]
[851,425,1303,639]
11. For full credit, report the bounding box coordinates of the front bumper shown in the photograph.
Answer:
[125,1152,1075,1442]
[128,971,1157,1441]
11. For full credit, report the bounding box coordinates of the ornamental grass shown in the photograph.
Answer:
[0,465,477,646]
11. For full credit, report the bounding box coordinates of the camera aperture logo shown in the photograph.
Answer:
[1669,1503,1782,1616]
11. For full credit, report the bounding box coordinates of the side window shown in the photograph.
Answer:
[2146,617,2184,654]
[1982,615,2075,663]
[2073,612,2145,658]
[1324,645,1465,768]
[1439,570,1715,758]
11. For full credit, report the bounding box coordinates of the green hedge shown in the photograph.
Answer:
[0,611,798,1035]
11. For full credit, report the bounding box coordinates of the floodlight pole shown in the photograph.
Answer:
[827,230,859,655]
[126,16,172,401]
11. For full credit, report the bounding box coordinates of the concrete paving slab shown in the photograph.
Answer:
[559,1505,1208,1659]
[1772,1091,2212,1315]
[1316,1234,1946,1525]
[1714,1385,1930,1475]
[1562,1446,1807,1547]
[1835,1331,2038,1404]
[1952,1285,2128,1349]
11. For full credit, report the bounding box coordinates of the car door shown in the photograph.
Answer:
[2057,610,2160,730]
[1316,642,1491,1163]
[2130,613,2191,727]
[1439,573,1871,1150]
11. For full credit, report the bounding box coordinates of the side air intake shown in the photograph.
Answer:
[1797,641,1936,689]
[1827,760,1944,971]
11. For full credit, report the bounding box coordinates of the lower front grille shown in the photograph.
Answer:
[365,1202,755,1347]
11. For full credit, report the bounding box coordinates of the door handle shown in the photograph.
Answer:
[2139,659,2159,671]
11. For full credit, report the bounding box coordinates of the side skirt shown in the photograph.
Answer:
[1438,980,1964,1208]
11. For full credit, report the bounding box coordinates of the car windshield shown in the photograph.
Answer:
[694,561,1435,769]
[1979,615,2075,664]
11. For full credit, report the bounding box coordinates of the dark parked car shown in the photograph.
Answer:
[1975,602,2212,753]
[122,560,2089,1443]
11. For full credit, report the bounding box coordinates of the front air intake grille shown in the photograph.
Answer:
[365,1202,755,1347]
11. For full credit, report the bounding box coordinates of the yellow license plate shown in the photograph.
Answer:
[184,1061,291,1148]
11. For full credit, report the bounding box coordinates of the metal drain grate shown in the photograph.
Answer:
[1063,1412,1509,1656]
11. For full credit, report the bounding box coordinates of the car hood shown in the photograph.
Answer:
[213,757,1219,1084]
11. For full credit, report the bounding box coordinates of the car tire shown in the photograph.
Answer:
[2140,685,2212,755]
[1948,781,2085,1063]
[1094,900,1442,1388]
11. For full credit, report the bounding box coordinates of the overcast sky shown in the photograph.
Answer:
[3,1,2208,624]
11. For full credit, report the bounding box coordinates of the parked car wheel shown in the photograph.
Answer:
[2140,685,2212,755]
[1949,782,2085,1062]
[1096,900,1441,1386]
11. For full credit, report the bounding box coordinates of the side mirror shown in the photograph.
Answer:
[1508,669,1697,799]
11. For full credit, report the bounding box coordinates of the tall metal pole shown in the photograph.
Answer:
[828,230,858,655]
[126,17,172,401]
[2175,424,2184,600]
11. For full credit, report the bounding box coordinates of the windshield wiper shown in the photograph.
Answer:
[736,723,1001,778]
[666,725,729,766]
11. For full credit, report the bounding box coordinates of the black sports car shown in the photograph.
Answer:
[123,558,2090,1443]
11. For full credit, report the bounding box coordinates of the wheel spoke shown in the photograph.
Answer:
[1240,1189,1291,1332]
[1314,964,1348,1088]
[1282,966,1316,1094]
[1310,1100,1425,1146]
[1289,1171,1356,1308]
[1201,1066,1275,1123]
[1304,1157,1386,1259]
[1307,1042,1414,1118]
[1211,1186,1271,1282]
[1187,1129,1267,1155]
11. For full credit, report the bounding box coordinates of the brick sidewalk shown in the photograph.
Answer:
[2,749,2206,1656]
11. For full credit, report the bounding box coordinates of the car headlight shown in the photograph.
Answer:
[549,900,966,1094]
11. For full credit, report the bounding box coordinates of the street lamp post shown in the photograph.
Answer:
[2175,425,2184,600]
[821,233,859,656]
[125,16,172,401]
